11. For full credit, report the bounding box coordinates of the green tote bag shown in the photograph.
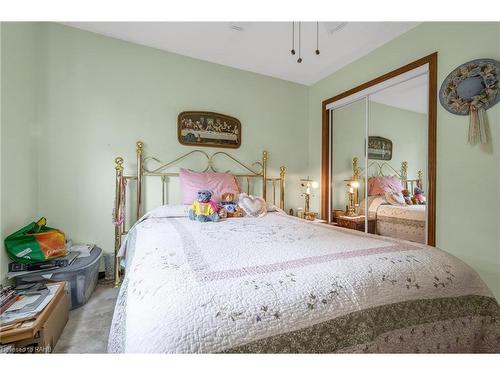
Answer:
[4,217,67,264]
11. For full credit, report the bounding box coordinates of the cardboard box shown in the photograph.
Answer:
[0,282,69,353]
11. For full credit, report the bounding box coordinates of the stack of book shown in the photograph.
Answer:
[0,283,59,330]
[6,251,80,280]
[0,286,19,315]
[8,255,75,273]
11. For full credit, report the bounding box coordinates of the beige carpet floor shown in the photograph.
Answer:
[54,282,119,353]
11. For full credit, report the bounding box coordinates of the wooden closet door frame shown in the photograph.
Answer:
[321,52,437,246]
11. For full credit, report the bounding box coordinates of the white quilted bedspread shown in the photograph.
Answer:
[107,212,492,353]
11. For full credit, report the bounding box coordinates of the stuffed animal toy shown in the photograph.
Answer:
[218,208,228,220]
[413,187,426,205]
[189,190,220,222]
[401,189,413,205]
[219,192,242,218]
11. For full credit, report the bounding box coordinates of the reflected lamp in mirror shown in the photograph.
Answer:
[344,179,360,217]
[300,177,319,220]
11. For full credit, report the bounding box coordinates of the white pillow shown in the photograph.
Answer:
[385,191,405,206]
[238,193,267,218]
[234,193,277,212]
[266,203,279,212]
[146,204,190,218]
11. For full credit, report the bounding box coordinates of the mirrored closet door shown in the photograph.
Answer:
[331,98,367,231]
[323,54,437,245]
[367,74,428,243]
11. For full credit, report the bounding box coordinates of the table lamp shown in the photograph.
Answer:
[343,157,360,216]
[300,177,319,220]
[344,179,360,216]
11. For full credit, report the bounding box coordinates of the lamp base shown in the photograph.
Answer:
[303,211,318,221]
[346,207,358,217]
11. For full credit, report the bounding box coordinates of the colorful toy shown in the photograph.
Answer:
[401,189,413,205]
[218,208,228,220]
[219,192,242,218]
[189,190,220,222]
[413,187,426,205]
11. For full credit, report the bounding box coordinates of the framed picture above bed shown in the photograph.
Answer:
[177,111,241,148]
[367,136,392,160]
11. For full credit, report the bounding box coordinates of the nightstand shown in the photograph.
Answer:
[295,216,328,224]
[336,215,376,234]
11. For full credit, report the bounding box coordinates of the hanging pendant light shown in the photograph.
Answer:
[290,21,321,63]
[315,22,320,55]
[297,22,302,63]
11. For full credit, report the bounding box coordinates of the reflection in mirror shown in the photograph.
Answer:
[325,58,435,245]
[331,99,369,232]
[365,73,428,243]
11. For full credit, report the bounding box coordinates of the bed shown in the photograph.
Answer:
[107,142,500,353]
[355,159,427,243]
[364,196,426,243]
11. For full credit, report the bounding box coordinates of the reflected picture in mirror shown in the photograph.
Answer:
[327,58,435,245]
[367,136,392,160]
[365,71,428,243]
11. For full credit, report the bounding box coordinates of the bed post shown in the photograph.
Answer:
[262,151,268,201]
[114,157,124,288]
[136,141,144,221]
[352,157,359,181]
[401,161,408,190]
[279,166,286,210]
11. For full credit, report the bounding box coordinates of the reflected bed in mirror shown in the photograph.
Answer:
[356,160,427,244]
[323,53,436,245]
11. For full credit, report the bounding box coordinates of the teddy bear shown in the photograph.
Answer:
[189,190,220,222]
[218,192,242,218]
[413,187,426,205]
[218,207,228,220]
[401,189,413,205]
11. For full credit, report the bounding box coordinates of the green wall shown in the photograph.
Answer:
[0,23,43,284]
[0,22,309,284]
[2,22,499,300]
[0,23,2,285]
[308,22,500,298]
[332,100,427,210]
[332,100,366,210]
[369,101,427,187]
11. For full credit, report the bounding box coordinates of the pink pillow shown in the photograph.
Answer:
[368,176,403,196]
[179,168,240,204]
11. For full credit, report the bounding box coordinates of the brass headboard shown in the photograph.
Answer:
[112,141,286,286]
[352,157,423,194]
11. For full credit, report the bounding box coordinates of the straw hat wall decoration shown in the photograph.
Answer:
[439,58,500,145]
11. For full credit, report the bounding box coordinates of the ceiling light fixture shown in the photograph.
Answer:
[324,22,348,34]
[230,24,244,32]
[290,22,320,64]
[297,22,302,63]
[315,22,320,55]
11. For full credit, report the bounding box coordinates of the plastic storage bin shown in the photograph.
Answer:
[14,247,102,310]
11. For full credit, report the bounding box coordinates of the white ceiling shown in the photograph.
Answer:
[63,22,418,85]
[370,74,428,114]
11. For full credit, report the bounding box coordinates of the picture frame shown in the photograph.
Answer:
[177,111,241,149]
[368,136,392,160]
